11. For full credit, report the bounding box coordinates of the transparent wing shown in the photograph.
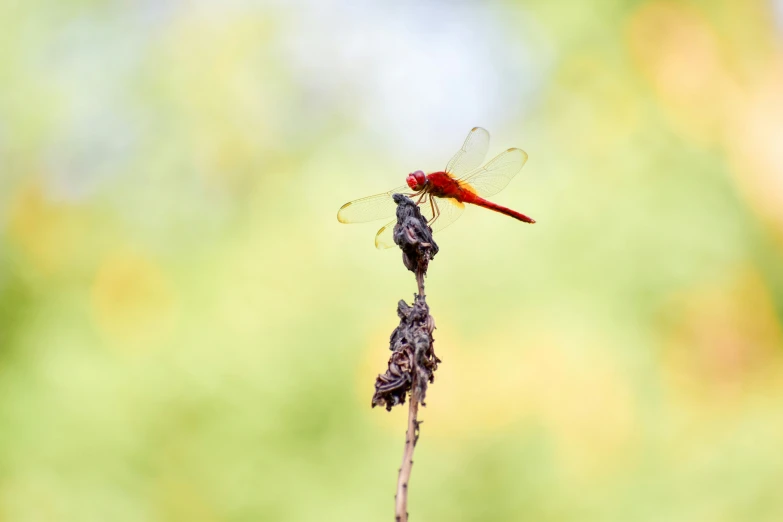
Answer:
[444,127,490,177]
[420,195,465,233]
[374,195,465,249]
[374,220,398,249]
[458,148,528,198]
[337,185,411,224]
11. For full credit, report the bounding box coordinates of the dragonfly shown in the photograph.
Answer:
[337,127,535,249]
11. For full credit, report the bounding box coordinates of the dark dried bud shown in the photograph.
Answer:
[372,298,439,410]
[391,194,438,274]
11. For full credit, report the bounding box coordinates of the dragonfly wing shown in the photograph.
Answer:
[444,127,490,177]
[420,195,465,233]
[374,219,397,249]
[458,148,528,198]
[337,185,410,223]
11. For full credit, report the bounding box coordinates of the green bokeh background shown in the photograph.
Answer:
[2,1,783,521]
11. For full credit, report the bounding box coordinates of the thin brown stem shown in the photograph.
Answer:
[397,266,425,521]
[375,194,439,521]
[395,394,419,522]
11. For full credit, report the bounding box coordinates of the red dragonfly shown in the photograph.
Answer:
[337,127,535,248]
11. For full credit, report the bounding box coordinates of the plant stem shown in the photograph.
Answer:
[395,394,419,522]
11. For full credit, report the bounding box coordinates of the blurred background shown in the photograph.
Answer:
[2,0,783,520]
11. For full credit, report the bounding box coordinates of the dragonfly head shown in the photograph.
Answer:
[406,170,427,191]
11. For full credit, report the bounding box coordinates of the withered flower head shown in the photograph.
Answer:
[372,195,440,411]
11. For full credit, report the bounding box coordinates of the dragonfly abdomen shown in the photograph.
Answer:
[460,191,535,223]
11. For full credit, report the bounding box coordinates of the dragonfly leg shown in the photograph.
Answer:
[429,195,441,225]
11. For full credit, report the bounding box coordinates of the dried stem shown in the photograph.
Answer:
[395,396,419,522]
[371,194,440,521]
[416,271,425,299]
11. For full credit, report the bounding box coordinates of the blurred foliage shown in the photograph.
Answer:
[1,1,783,521]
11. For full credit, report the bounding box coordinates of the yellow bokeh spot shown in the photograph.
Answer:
[626,1,735,144]
[6,182,85,276]
[91,249,176,351]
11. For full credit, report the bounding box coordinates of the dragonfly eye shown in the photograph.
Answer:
[406,170,427,190]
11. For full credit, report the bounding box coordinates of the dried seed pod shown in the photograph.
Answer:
[392,193,438,275]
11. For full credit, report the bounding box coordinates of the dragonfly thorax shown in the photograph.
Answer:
[406,170,427,191]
